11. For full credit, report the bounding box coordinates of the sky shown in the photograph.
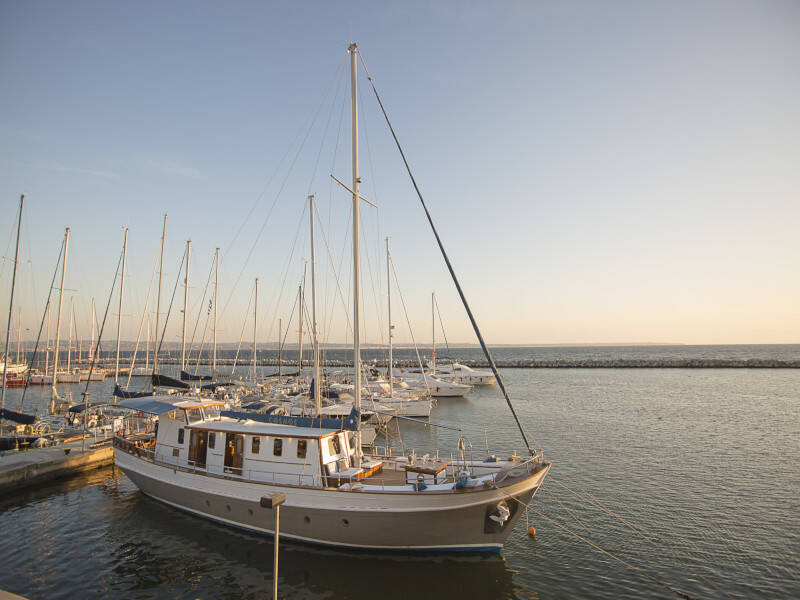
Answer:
[0,0,798,348]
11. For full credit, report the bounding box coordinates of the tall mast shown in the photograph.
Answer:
[1,195,23,415]
[278,318,282,381]
[349,41,362,461]
[386,237,393,396]
[431,292,436,375]
[45,300,51,376]
[309,195,321,414]
[297,283,303,380]
[91,297,96,362]
[16,308,21,364]
[213,247,219,375]
[181,239,191,372]
[115,228,128,384]
[253,277,258,382]
[67,298,73,372]
[51,227,69,395]
[154,213,166,374]
[145,315,151,372]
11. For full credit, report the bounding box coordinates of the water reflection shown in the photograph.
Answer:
[1,467,532,599]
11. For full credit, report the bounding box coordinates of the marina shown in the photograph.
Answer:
[2,2,798,598]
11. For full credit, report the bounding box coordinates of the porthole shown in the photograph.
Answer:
[248,509,254,516]
[342,518,349,527]
[304,516,311,524]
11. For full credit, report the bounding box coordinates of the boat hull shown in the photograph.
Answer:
[116,448,547,551]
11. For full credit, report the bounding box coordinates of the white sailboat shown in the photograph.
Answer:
[114,43,549,551]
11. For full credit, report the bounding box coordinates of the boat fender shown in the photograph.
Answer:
[484,455,497,463]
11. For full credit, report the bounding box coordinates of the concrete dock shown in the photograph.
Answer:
[0,438,114,493]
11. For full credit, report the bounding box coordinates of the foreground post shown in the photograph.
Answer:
[261,492,286,600]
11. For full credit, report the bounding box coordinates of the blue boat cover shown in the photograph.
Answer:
[113,385,156,399]
[221,406,360,431]
[152,374,191,389]
[0,408,36,425]
[180,370,212,381]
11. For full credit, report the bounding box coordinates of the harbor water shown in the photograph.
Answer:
[0,346,798,599]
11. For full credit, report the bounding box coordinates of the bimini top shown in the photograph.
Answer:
[118,395,226,415]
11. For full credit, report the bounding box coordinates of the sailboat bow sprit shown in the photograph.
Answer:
[113,42,550,552]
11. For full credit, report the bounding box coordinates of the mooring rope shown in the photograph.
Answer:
[510,495,700,600]
[549,476,736,600]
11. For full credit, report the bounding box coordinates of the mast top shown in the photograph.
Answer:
[348,42,358,53]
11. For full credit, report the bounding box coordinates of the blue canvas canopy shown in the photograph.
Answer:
[221,406,360,431]
[113,385,155,399]
[180,370,212,381]
[119,396,225,415]
[0,408,36,425]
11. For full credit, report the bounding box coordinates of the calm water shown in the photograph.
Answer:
[1,348,798,599]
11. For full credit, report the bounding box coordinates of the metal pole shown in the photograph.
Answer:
[154,214,166,373]
[273,504,280,600]
[51,227,69,395]
[213,247,219,375]
[67,298,73,372]
[386,237,393,396]
[431,292,436,375]
[349,41,362,463]
[253,277,258,382]
[1,195,23,416]
[309,195,321,414]
[115,228,128,384]
[297,284,303,380]
[278,318,282,381]
[182,240,191,372]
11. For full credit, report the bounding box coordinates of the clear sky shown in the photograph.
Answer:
[1,0,798,348]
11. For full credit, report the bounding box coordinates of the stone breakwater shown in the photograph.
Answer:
[154,358,800,368]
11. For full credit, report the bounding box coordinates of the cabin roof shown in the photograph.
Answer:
[187,416,339,438]
[118,395,226,415]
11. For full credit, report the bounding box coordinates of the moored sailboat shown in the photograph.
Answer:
[114,42,549,551]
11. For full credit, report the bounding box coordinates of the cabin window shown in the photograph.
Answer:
[205,406,221,419]
[186,408,203,424]
[209,432,216,449]
[297,440,307,459]
[178,428,185,444]
[273,438,283,457]
[328,435,340,456]
[252,436,260,454]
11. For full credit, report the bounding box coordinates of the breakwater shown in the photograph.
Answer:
[157,358,800,369]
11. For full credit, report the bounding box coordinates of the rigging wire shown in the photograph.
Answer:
[358,49,534,454]
[124,258,158,388]
[154,247,188,369]
[433,293,450,351]
[231,281,256,376]
[220,54,348,321]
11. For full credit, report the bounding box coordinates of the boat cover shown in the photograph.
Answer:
[152,374,191,389]
[180,370,212,381]
[221,406,360,431]
[0,408,36,425]
[113,385,156,399]
[119,396,225,415]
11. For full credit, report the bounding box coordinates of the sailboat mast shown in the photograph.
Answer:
[51,227,69,394]
[349,42,362,460]
[386,237,393,396]
[309,195,321,414]
[115,228,128,384]
[16,307,21,364]
[154,214,166,373]
[1,195,23,414]
[213,247,219,375]
[145,315,151,372]
[182,240,191,372]
[431,292,436,375]
[67,298,73,372]
[297,283,303,380]
[253,277,258,382]
[278,318,282,381]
